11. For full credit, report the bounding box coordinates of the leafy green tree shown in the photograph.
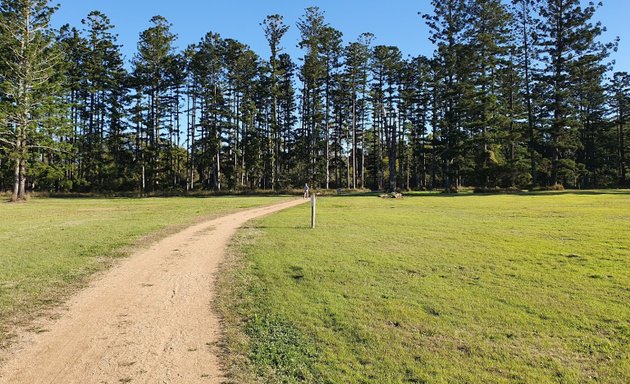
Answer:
[370,45,403,192]
[222,38,261,189]
[511,0,540,185]
[611,72,630,186]
[132,15,177,192]
[80,11,130,190]
[164,52,186,189]
[188,32,227,190]
[0,0,66,201]
[345,37,372,189]
[276,53,297,186]
[423,0,470,190]
[319,25,343,189]
[57,25,88,190]
[297,6,328,187]
[536,0,612,186]
[573,40,613,187]
[496,46,531,187]
[400,55,432,189]
[0,2,626,195]
[465,0,512,187]
[262,14,289,190]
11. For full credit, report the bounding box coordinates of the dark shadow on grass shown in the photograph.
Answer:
[317,191,390,198]
[245,224,313,230]
[36,192,298,200]
[409,190,630,198]
[318,189,630,199]
[23,189,630,201]
[524,190,630,196]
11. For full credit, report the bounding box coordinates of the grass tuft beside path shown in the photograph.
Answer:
[217,191,630,384]
[0,196,290,342]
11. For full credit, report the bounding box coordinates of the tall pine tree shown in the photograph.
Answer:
[0,0,65,201]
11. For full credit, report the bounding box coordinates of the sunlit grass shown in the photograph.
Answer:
[218,191,630,383]
[0,196,290,341]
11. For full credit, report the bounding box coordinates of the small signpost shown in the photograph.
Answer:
[311,193,316,229]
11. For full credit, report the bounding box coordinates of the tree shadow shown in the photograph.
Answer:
[37,192,298,200]
[323,189,630,199]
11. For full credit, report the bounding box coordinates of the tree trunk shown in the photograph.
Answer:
[620,107,626,185]
[352,92,357,189]
[12,157,20,202]
[19,154,27,200]
[388,113,397,192]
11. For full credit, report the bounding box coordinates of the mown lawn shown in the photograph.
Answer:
[0,195,290,341]
[217,191,630,384]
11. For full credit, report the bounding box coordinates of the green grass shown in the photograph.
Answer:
[217,191,630,384]
[0,195,290,341]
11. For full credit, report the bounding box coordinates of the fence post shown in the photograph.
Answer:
[311,194,316,229]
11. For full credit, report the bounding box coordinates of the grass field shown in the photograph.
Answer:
[216,191,630,384]
[0,195,290,342]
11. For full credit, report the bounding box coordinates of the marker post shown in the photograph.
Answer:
[311,194,316,229]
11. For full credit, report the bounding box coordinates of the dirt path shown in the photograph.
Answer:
[0,198,306,384]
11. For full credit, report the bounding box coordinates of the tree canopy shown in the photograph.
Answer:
[0,1,628,199]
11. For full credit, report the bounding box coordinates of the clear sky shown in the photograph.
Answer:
[51,0,630,73]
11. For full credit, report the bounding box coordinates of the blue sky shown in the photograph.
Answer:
[51,0,630,72]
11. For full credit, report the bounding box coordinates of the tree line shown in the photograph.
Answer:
[1,0,629,200]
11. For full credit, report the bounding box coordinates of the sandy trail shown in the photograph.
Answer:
[0,198,306,384]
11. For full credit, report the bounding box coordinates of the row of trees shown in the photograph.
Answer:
[1,0,629,200]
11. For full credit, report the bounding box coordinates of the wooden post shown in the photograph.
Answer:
[311,194,316,229]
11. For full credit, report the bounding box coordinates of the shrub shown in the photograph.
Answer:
[473,186,522,194]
